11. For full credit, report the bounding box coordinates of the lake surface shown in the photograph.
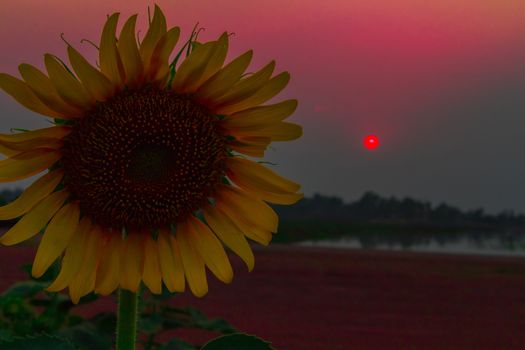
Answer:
[296,234,525,257]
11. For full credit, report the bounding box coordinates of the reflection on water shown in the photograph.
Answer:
[296,233,525,257]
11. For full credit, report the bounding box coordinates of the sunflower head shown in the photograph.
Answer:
[0,5,302,303]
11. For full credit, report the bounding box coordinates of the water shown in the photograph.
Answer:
[296,234,525,257]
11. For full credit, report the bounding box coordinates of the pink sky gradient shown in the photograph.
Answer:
[1,0,525,211]
[2,0,524,144]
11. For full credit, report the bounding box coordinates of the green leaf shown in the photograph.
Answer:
[160,306,236,334]
[0,328,13,342]
[0,333,77,350]
[139,312,164,333]
[201,333,276,350]
[89,312,116,336]
[186,308,236,333]
[30,292,70,309]
[0,281,46,298]
[0,297,38,335]
[59,324,112,350]
[67,314,86,328]
[159,338,197,350]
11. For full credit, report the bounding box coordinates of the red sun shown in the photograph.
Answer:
[364,135,380,150]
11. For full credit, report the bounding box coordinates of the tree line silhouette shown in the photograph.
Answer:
[273,191,525,229]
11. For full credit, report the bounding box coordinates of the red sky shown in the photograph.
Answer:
[1,0,525,212]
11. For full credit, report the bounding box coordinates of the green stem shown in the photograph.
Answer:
[116,289,139,350]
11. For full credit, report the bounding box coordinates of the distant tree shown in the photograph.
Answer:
[272,192,525,228]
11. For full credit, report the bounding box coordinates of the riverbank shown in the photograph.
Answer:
[1,245,525,349]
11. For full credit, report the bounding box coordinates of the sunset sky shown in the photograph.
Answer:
[1,0,525,213]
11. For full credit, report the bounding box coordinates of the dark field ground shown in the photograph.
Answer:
[1,245,525,350]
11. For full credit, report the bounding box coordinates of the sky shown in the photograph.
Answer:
[1,0,525,213]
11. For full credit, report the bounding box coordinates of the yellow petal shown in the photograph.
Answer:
[120,232,144,292]
[0,149,61,182]
[215,201,272,246]
[95,233,122,296]
[0,130,67,156]
[118,14,143,86]
[68,46,114,101]
[268,122,303,141]
[171,41,217,93]
[216,72,290,115]
[229,137,270,158]
[227,157,301,192]
[0,169,63,220]
[0,73,63,118]
[230,122,303,142]
[204,205,254,271]
[0,137,63,155]
[32,201,80,278]
[18,64,82,118]
[148,27,180,81]
[143,235,162,294]
[212,61,275,108]
[0,126,71,143]
[233,136,271,146]
[223,100,298,128]
[229,145,264,158]
[99,13,125,86]
[196,50,253,103]
[217,185,278,232]
[82,263,99,298]
[230,181,303,205]
[0,189,69,246]
[187,216,233,284]
[69,226,104,303]
[47,217,91,292]
[197,32,229,87]
[44,54,93,110]
[157,228,185,292]
[177,221,208,297]
[139,5,167,68]
[72,268,96,304]
[0,144,19,157]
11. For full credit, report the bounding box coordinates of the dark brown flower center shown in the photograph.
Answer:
[60,87,226,230]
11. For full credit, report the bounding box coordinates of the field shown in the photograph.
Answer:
[1,244,525,349]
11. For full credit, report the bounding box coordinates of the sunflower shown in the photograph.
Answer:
[0,6,302,303]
